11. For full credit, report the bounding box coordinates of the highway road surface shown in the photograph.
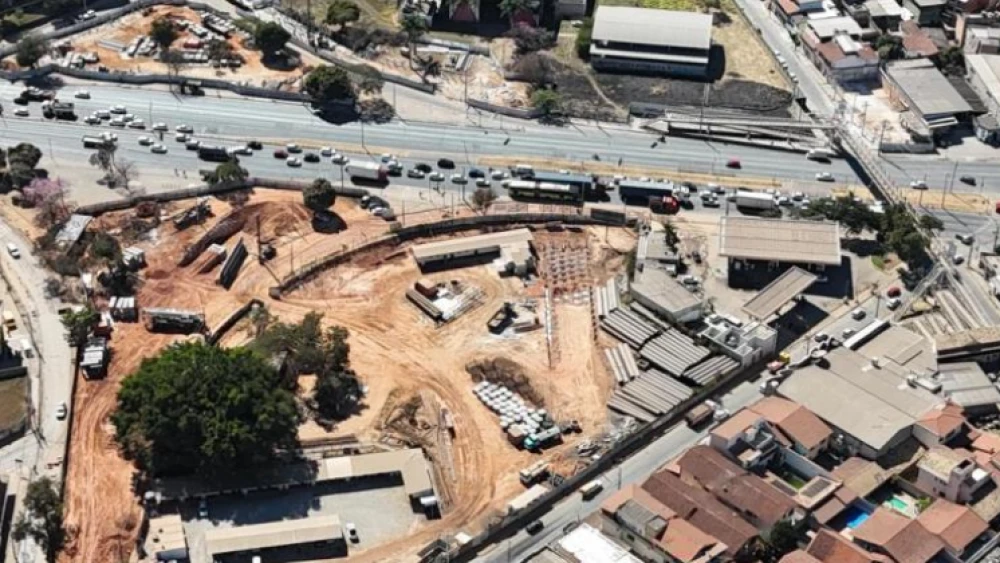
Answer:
[479,380,762,563]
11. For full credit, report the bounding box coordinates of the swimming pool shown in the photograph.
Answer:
[887,496,909,513]
[843,506,871,529]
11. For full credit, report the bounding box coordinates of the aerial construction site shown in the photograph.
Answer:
[58,188,636,562]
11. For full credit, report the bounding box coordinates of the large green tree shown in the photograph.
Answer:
[15,34,48,68]
[9,143,42,169]
[60,305,98,347]
[210,159,249,186]
[400,13,427,69]
[253,313,362,420]
[149,17,179,51]
[326,0,361,27]
[254,21,291,56]
[112,342,300,477]
[303,178,336,212]
[531,88,562,117]
[304,65,356,103]
[12,477,65,563]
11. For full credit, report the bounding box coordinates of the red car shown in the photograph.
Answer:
[886,286,902,298]
[995,201,1000,214]
[726,158,741,169]
[273,149,288,159]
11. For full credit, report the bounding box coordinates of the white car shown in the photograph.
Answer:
[128,119,145,129]
[231,145,252,156]
[331,154,348,165]
[100,131,117,142]
[886,297,902,310]
[491,170,508,180]
[79,9,96,20]
[109,117,126,127]
[450,174,467,184]
[175,133,189,142]
[286,156,302,167]
[815,172,834,182]
[476,178,491,187]
[13,108,28,117]
[74,89,90,99]
[407,169,426,179]
[150,144,168,154]
[910,180,928,190]
[286,143,301,153]
[122,113,135,122]
[429,172,445,182]
[83,114,100,125]
[55,402,67,420]
[152,122,168,131]
[110,104,126,114]
[175,124,193,133]
[320,146,334,156]
[138,136,153,146]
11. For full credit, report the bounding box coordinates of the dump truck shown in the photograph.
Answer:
[346,161,388,182]
[735,191,777,210]
[41,100,75,119]
[518,460,550,486]
[524,425,562,451]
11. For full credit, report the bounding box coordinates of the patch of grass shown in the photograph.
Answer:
[872,255,887,270]
[0,376,27,431]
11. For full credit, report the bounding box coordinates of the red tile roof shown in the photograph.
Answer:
[661,517,727,563]
[711,409,764,441]
[750,397,832,450]
[781,550,823,563]
[807,529,883,563]
[854,508,945,563]
[900,21,940,58]
[917,402,965,438]
[917,500,988,554]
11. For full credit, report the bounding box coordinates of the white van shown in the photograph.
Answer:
[20,339,32,358]
[806,148,834,161]
[580,479,603,499]
[6,243,19,258]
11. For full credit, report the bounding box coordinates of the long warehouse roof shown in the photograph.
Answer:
[591,7,712,52]
[411,228,533,261]
[205,515,343,556]
[719,217,841,265]
[742,267,817,320]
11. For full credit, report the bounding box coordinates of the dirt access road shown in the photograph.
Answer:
[59,190,627,562]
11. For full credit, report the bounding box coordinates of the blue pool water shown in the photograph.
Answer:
[843,506,871,529]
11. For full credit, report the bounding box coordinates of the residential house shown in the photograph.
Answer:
[863,0,903,31]
[913,403,967,449]
[802,28,881,83]
[901,21,940,59]
[958,13,1000,53]
[601,484,729,563]
[914,447,992,503]
[675,446,800,533]
[748,397,833,459]
[852,508,946,563]
[903,0,948,25]
[780,529,884,563]
[708,409,782,470]
[771,0,826,23]
[916,500,989,559]
[642,470,760,560]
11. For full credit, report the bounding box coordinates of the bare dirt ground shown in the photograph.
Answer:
[65,6,320,85]
[60,189,623,562]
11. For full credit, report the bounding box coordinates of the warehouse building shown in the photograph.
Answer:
[882,59,974,138]
[205,515,346,562]
[719,217,841,289]
[411,228,534,274]
[589,7,713,77]
[966,54,1000,142]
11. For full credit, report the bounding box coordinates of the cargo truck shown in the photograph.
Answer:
[735,191,777,211]
[198,146,234,162]
[41,100,75,120]
[524,425,562,451]
[518,460,550,486]
[346,161,388,183]
[82,135,116,149]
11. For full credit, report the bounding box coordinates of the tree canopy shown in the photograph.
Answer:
[507,25,553,55]
[211,160,249,186]
[60,305,98,347]
[304,65,356,103]
[499,0,530,19]
[303,178,337,212]
[575,17,593,59]
[254,21,291,55]
[939,46,965,76]
[471,187,497,214]
[15,34,48,68]
[400,13,427,44]
[12,477,65,563]
[531,88,562,117]
[112,342,300,478]
[149,17,179,50]
[875,34,904,61]
[206,38,235,63]
[253,312,362,420]
[326,0,361,26]
[9,142,42,169]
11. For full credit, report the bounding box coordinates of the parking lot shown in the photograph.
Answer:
[181,474,422,562]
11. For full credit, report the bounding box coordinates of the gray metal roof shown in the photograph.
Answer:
[591,7,712,51]
[205,515,343,557]
[778,347,942,451]
[938,362,1000,409]
[601,307,661,349]
[410,228,533,262]
[682,354,740,386]
[630,266,703,316]
[530,170,593,185]
[637,231,679,263]
[639,330,710,377]
[742,267,817,320]
[55,214,93,244]
[884,60,973,118]
[719,216,841,265]
[807,15,863,39]
[967,54,1000,99]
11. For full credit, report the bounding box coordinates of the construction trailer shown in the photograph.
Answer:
[108,296,138,322]
[80,337,109,379]
[122,247,146,270]
[144,308,205,334]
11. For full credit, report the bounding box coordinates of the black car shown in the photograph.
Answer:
[468,168,485,178]
[12,97,27,105]
[526,520,544,535]
[960,175,977,186]
[247,140,263,150]
[304,153,320,163]
[414,163,433,173]
[437,158,456,169]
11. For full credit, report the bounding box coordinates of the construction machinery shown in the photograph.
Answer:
[487,302,516,334]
